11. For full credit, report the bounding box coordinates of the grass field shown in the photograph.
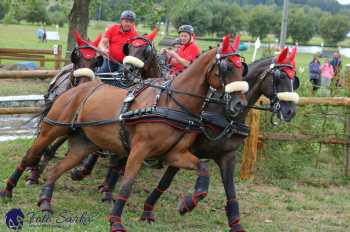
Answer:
[0,23,350,232]
[1,23,350,97]
[0,139,349,232]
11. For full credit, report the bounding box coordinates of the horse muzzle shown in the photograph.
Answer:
[277,101,297,122]
[277,92,299,103]
[123,56,144,69]
[224,93,247,119]
[224,81,249,94]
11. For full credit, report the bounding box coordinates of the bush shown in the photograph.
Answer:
[320,14,350,46]
[24,0,48,24]
[47,10,66,27]
[287,8,318,44]
[172,3,212,36]
[247,5,279,40]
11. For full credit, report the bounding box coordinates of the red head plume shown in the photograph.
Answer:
[220,34,242,68]
[232,35,240,52]
[91,33,102,47]
[221,35,231,54]
[287,47,297,63]
[275,47,289,64]
[73,31,84,47]
[72,31,100,60]
[145,27,159,41]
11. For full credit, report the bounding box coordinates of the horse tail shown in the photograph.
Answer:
[22,99,54,134]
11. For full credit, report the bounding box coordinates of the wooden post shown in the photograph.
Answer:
[0,107,41,115]
[0,70,58,79]
[54,45,62,69]
[240,109,260,180]
[345,111,350,177]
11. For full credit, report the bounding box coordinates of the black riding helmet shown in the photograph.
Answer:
[120,10,136,21]
[178,25,194,35]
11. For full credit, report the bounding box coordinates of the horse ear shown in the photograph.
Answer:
[276,47,289,64]
[221,34,231,54]
[92,33,102,47]
[73,31,84,46]
[232,34,240,51]
[145,27,159,41]
[288,47,297,62]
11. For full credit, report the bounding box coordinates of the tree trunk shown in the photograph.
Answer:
[65,0,91,61]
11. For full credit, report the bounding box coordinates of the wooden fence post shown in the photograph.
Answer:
[240,109,260,180]
[345,112,350,177]
[54,45,62,69]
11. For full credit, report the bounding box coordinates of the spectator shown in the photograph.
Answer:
[330,52,342,76]
[320,58,334,88]
[309,55,321,92]
[42,28,47,43]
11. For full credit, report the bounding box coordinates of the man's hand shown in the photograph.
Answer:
[166,50,178,59]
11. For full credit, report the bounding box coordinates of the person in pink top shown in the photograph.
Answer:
[320,58,334,87]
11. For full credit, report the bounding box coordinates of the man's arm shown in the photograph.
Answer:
[98,36,109,54]
[168,51,190,67]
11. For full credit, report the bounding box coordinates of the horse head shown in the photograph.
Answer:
[71,31,104,70]
[206,34,249,118]
[259,47,299,122]
[122,28,160,79]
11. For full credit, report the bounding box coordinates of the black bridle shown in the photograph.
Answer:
[248,62,298,124]
[124,36,156,66]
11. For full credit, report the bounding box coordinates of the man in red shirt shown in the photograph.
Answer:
[162,25,201,76]
[98,10,139,73]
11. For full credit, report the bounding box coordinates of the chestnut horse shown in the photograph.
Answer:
[26,29,160,185]
[0,36,248,232]
[75,47,300,232]
[25,32,104,185]
[139,47,299,232]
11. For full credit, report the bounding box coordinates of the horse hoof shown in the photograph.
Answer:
[110,223,127,232]
[26,179,39,186]
[101,191,114,203]
[70,169,86,181]
[0,190,12,200]
[178,196,196,215]
[229,224,246,232]
[140,211,155,224]
[39,200,53,214]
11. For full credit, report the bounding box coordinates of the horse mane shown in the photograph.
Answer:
[245,57,274,83]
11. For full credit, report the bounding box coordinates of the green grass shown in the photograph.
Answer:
[1,23,350,97]
[0,139,349,231]
[0,23,350,231]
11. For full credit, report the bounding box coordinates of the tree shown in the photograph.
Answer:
[47,3,68,27]
[3,0,26,24]
[66,0,91,60]
[0,1,8,20]
[287,8,317,43]
[24,0,48,24]
[207,2,246,36]
[172,0,212,36]
[247,5,278,40]
[320,14,350,45]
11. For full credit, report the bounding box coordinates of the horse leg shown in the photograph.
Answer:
[26,136,67,185]
[109,145,147,232]
[70,153,99,181]
[216,154,245,232]
[140,166,179,223]
[177,160,210,215]
[99,156,126,203]
[37,135,97,213]
[0,126,67,199]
